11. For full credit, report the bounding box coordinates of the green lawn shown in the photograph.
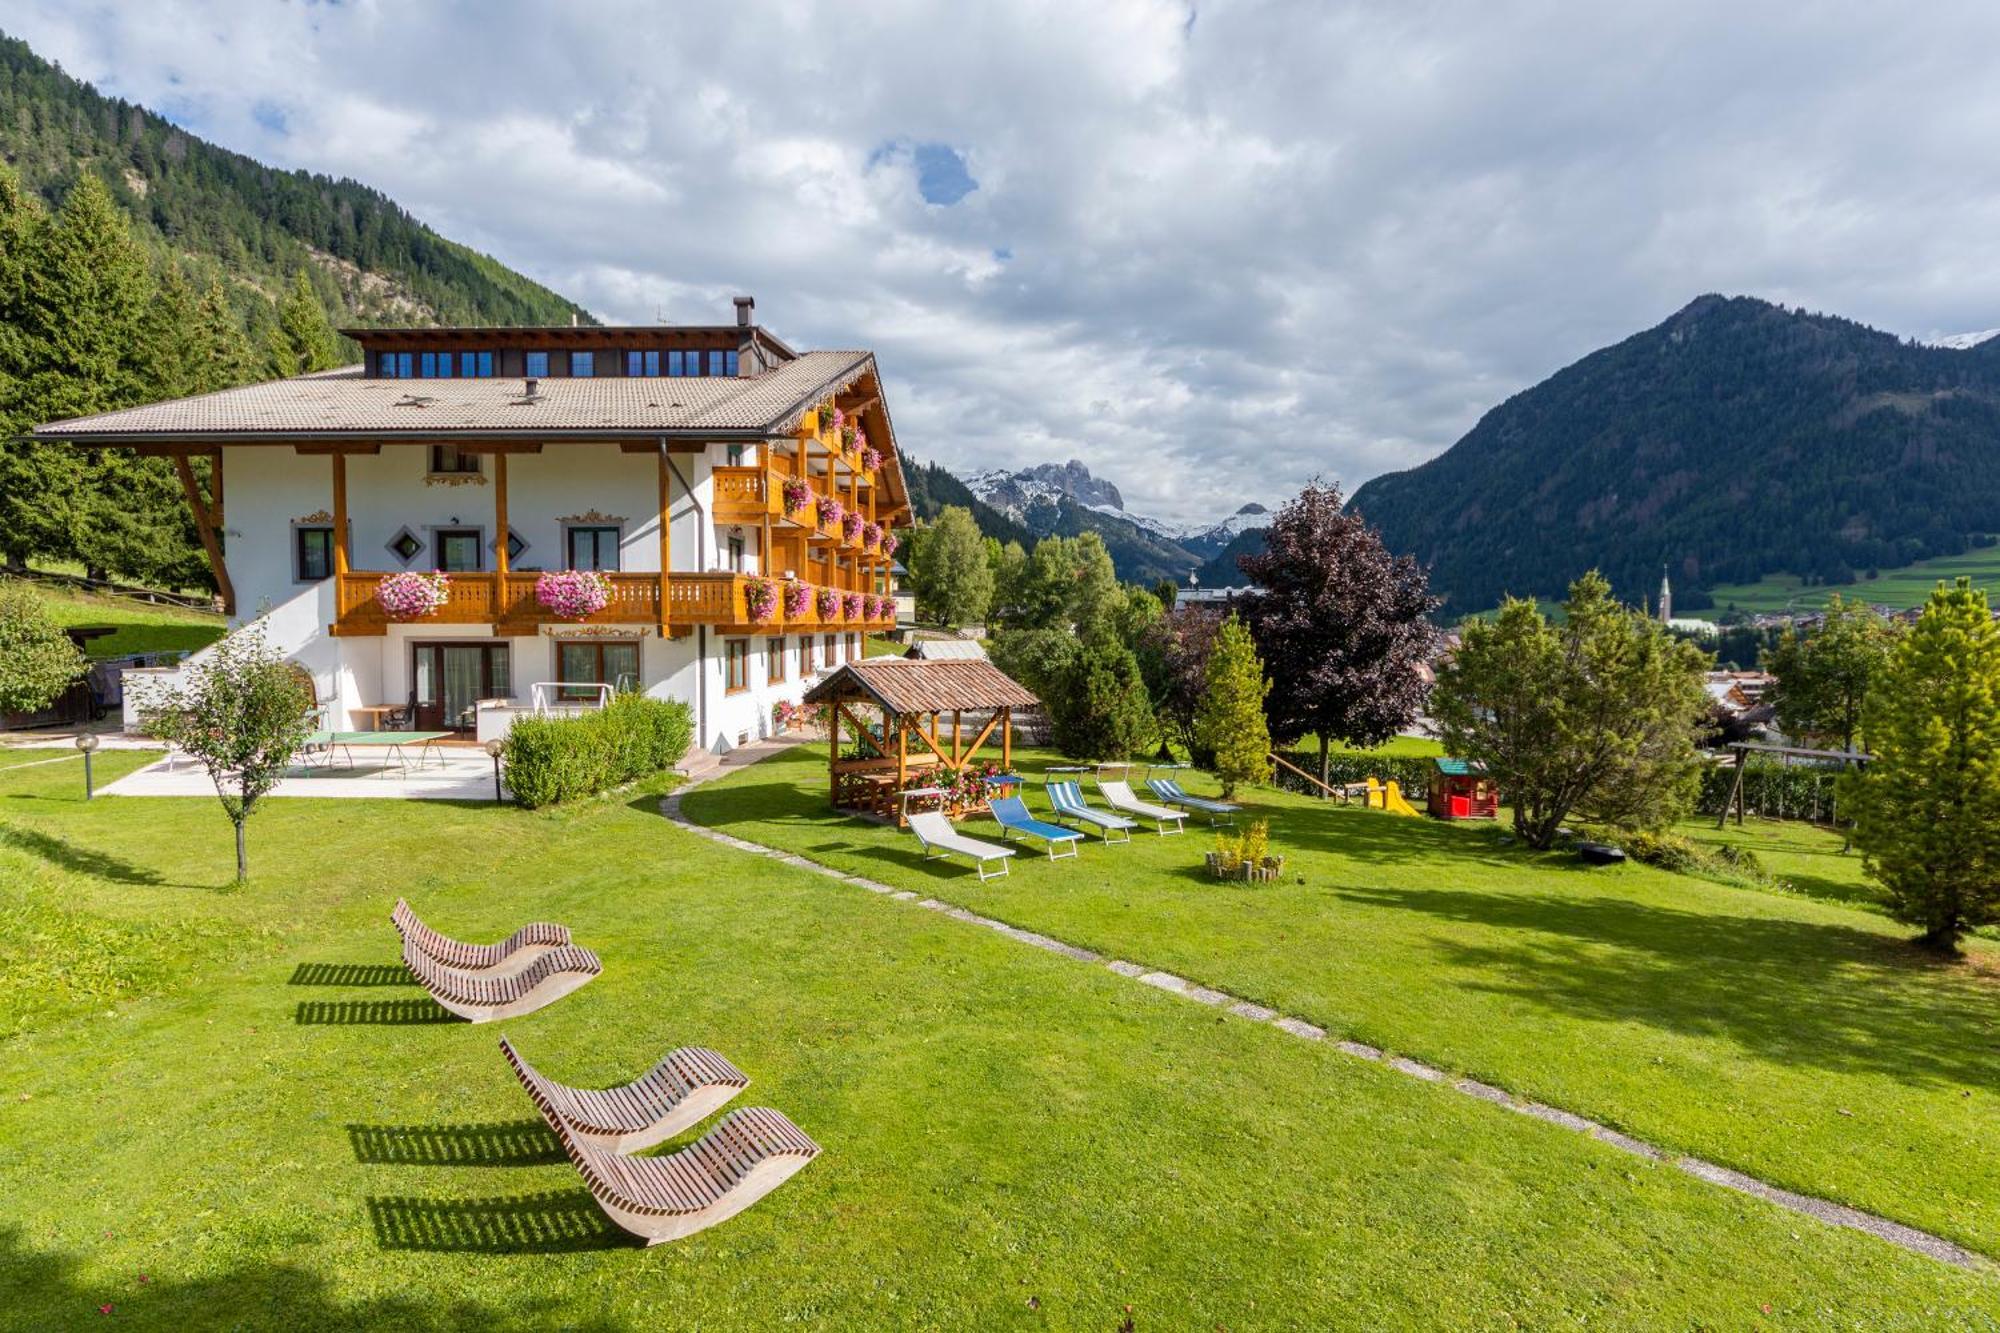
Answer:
[1699,545,2000,619]
[2,751,1995,1326]
[685,746,2000,1265]
[34,583,227,658]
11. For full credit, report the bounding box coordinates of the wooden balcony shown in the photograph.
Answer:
[331,570,895,637]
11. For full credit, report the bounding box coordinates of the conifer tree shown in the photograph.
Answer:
[1195,614,1273,796]
[268,268,339,376]
[1844,577,2000,952]
[1767,593,1899,752]
[0,161,62,571]
[1049,639,1154,760]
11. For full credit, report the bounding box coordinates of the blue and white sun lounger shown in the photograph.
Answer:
[1147,776,1240,826]
[1046,780,1136,843]
[989,794,1083,860]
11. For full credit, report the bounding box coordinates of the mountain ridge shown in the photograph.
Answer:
[1348,293,2000,613]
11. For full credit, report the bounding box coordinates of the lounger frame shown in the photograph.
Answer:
[989,796,1083,861]
[1097,780,1188,835]
[1045,781,1135,844]
[403,938,600,1023]
[391,898,570,980]
[1147,777,1240,827]
[908,810,1016,879]
[500,1037,748,1153]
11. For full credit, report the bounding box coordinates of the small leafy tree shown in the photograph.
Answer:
[1194,614,1272,797]
[1136,606,1223,760]
[1431,571,1710,848]
[1766,593,1899,752]
[142,630,313,881]
[907,506,993,627]
[0,580,87,713]
[1239,481,1438,786]
[1844,578,2000,952]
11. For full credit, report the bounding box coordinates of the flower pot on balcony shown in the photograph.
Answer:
[534,569,612,620]
[377,571,450,621]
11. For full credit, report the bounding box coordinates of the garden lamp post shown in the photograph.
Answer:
[75,731,99,800]
[484,738,505,803]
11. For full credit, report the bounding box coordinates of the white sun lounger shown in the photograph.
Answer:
[1098,779,1186,835]
[907,809,1016,880]
[1046,780,1135,843]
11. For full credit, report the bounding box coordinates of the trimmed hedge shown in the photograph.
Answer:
[1696,759,1852,824]
[1271,751,1437,800]
[502,694,693,809]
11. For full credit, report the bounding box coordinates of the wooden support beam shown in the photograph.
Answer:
[907,720,954,769]
[1000,707,1012,772]
[208,449,224,528]
[173,455,235,616]
[961,711,1002,767]
[493,453,510,575]
[657,447,672,635]
[294,442,381,456]
[952,709,962,765]
[331,453,350,577]
[836,703,886,757]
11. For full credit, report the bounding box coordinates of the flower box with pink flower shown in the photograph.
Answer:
[377,571,451,621]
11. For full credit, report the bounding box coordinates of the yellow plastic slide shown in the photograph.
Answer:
[1365,777,1422,817]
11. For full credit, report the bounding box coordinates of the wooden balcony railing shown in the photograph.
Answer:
[332,570,895,637]
[716,461,885,556]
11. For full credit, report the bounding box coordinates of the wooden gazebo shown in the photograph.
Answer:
[801,658,1040,822]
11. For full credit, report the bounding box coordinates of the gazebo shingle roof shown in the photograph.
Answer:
[802,658,1038,715]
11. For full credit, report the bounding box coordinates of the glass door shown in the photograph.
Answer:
[411,643,510,733]
[435,528,483,572]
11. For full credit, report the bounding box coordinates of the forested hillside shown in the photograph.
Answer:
[0,33,588,335]
[0,32,592,592]
[1349,295,2000,614]
[901,457,1035,550]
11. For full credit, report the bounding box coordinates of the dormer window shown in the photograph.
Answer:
[570,351,595,377]
[626,350,661,377]
[460,351,494,377]
[524,351,550,377]
[378,351,413,378]
[419,352,454,378]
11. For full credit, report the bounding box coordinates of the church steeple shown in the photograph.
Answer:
[1659,566,1672,624]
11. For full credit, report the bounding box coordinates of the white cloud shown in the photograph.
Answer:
[15,1,2000,522]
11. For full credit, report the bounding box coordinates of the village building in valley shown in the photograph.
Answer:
[31,298,908,754]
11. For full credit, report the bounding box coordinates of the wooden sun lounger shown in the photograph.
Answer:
[391,898,570,980]
[908,809,1016,880]
[534,1099,821,1246]
[1046,781,1136,843]
[500,1036,750,1153]
[989,795,1083,860]
[1148,776,1241,826]
[1098,779,1187,835]
[402,937,600,1023]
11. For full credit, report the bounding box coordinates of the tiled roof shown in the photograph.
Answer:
[33,349,875,439]
[801,658,1040,714]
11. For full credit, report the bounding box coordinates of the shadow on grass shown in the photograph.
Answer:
[347,1120,563,1167]
[0,1223,625,1328]
[0,824,164,886]
[290,963,411,987]
[294,998,454,1026]
[366,1190,628,1254]
[1335,883,1999,1089]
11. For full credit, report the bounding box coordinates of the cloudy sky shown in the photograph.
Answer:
[11,2,2000,524]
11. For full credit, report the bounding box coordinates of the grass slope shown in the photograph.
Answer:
[1701,544,2000,618]
[0,754,1993,1325]
[34,584,226,658]
[686,746,2000,1261]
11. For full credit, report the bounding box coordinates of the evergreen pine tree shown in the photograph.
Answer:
[1194,614,1273,796]
[269,268,339,376]
[1845,577,2000,952]
[0,161,64,571]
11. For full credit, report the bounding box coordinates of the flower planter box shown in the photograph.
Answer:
[1204,852,1285,883]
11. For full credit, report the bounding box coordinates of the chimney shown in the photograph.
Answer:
[733,295,755,327]
[523,377,540,399]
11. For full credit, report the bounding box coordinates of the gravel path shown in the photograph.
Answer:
[660,789,1991,1273]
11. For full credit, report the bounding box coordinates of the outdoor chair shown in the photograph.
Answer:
[500,1037,750,1153]
[391,898,571,979]
[1097,779,1187,835]
[1147,776,1241,826]
[1045,780,1136,843]
[907,809,1016,880]
[988,794,1083,860]
[529,1098,821,1246]
[402,937,600,1023]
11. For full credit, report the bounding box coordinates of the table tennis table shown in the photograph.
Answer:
[299,730,451,777]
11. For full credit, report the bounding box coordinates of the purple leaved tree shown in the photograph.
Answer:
[1238,482,1439,787]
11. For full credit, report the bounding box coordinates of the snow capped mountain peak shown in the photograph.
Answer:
[1924,328,2000,350]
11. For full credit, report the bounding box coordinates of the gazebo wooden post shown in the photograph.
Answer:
[895,711,908,790]
[952,708,962,765]
[828,690,841,810]
[1001,706,1012,771]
